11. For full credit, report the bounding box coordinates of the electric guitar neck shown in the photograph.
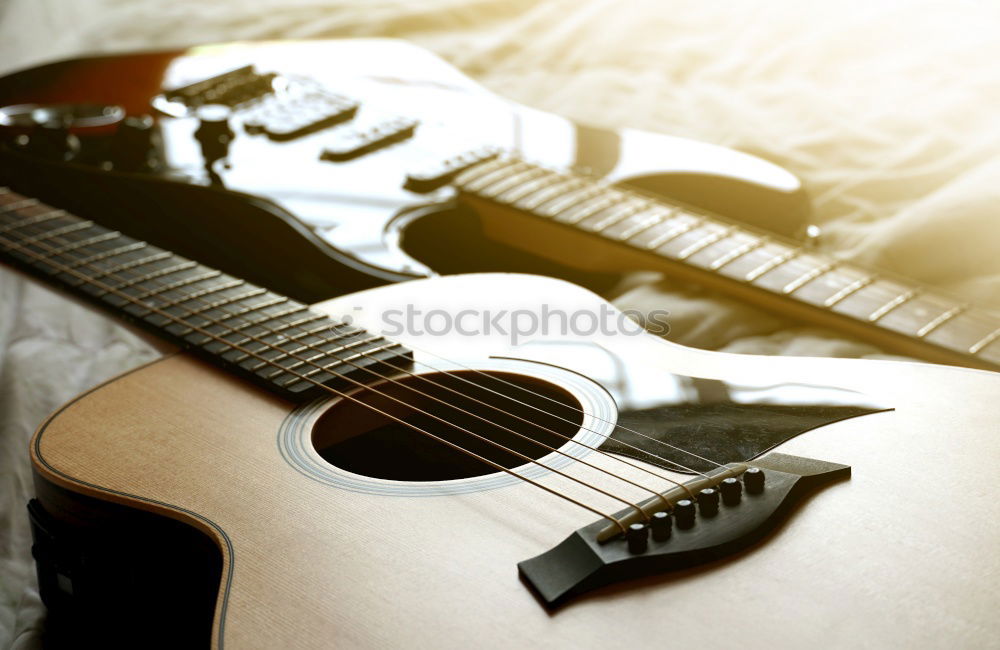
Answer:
[454,155,1000,372]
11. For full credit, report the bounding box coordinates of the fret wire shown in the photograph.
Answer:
[217,295,289,324]
[137,278,246,312]
[0,209,67,235]
[222,306,314,351]
[290,337,390,380]
[462,165,527,195]
[16,219,94,245]
[91,251,174,278]
[782,261,836,295]
[461,161,530,194]
[824,275,877,307]
[868,289,920,322]
[245,330,377,372]
[535,185,607,217]
[497,172,562,204]
[227,317,342,363]
[267,343,341,376]
[44,231,123,259]
[67,241,149,269]
[253,311,330,340]
[710,238,766,270]
[585,201,646,232]
[265,335,384,378]
[969,326,1000,355]
[676,226,733,260]
[132,270,223,301]
[610,209,670,241]
[515,178,587,211]
[745,250,797,282]
[253,325,364,368]
[274,334,357,368]
[182,285,262,312]
[223,316,330,354]
[172,295,295,338]
[0,197,41,213]
[916,304,968,338]
[451,157,511,186]
[104,261,199,293]
[642,218,699,250]
[554,194,619,225]
[477,167,548,199]
[187,288,273,321]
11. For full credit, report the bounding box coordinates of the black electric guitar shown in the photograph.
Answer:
[3,188,999,648]
[0,41,806,293]
[2,39,998,371]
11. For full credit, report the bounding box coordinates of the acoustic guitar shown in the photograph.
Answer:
[2,39,997,373]
[2,189,998,647]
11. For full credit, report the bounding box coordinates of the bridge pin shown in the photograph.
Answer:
[720,477,742,505]
[697,488,720,517]
[650,511,672,541]
[744,467,766,494]
[674,499,696,529]
[626,523,649,554]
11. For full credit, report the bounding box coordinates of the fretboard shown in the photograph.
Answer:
[453,157,1000,371]
[0,189,411,400]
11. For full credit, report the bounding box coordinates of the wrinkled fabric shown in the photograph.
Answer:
[2,0,999,646]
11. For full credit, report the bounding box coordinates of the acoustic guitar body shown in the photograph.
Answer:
[30,273,1000,648]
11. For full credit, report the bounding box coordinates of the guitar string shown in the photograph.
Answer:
[2,212,708,510]
[389,340,724,472]
[0,202,738,489]
[0,215,686,530]
[0,218,638,533]
[3,149,983,520]
[0,203,729,499]
[15,202,725,489]
[0,202,733,498]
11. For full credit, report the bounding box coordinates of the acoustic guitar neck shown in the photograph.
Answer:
[453,156,1000,372]
[0,188,409,399]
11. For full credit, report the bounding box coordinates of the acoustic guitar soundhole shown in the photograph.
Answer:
[311,370,584,481]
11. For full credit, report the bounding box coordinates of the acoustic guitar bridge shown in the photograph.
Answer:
[518,452,850,607]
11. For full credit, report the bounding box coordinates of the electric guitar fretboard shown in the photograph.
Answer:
[453,156,1000,372]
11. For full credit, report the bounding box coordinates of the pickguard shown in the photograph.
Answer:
[507,341,891,474]
[604,397,884,474]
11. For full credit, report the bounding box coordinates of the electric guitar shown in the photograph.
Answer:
[3,190,999,647]
[3,39,998,373]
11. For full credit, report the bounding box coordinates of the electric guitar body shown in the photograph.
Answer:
[0,39,808,303]
[29,272,1000,648]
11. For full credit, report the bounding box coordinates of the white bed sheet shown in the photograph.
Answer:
[1,1,998,646]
